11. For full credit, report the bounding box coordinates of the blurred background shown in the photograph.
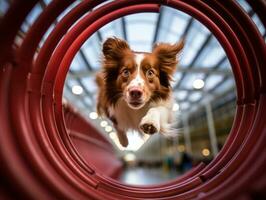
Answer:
[2,0,265,186]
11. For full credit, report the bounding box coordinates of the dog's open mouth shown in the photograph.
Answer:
[129,101,143,108]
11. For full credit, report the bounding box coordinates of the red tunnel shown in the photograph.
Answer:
[0,0,266,199]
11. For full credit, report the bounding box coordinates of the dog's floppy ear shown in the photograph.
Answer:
[102,37,130,60]
[152,39,184,75]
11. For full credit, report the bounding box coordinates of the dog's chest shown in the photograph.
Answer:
[108,100,149,131]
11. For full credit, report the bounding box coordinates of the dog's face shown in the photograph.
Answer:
[102,37,183,109]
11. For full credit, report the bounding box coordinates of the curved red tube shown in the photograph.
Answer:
[0,0,265,199]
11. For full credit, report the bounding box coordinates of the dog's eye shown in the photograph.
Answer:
[146,69,155,78]
[122,69,130,78]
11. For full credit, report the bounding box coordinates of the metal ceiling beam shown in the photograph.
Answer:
[178,66,231,75]
[181,17,194,39]
[79,50,93,71]
[121,17,128,41]
[96,31,103,42]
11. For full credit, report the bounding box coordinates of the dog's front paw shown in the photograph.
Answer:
[139,116,160,135]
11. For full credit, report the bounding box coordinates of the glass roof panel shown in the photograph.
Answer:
[98,16,157,51]
[180,20,210,66]
[171,72,182,87]
[39,23,55,47]
[111,18,124,39]
[170,16,188,37]
[214,78,235,94]
[126,23,156,43]
[237,0,252,12]
[70,52,88,72]
[125,13,158,23]
[194,37,226,68]
[43,0,52,5]
[21,3,42,32]
[80,77,97,94]
[159,7,176,30]
[67,78,80,88]
[156,10,190,44]
[81,34,101,70]
[220,59,231,70]
[0,0,9,16]
[237,0,265,36]
[188,92,202,102]
[252,14,265,36]
[84,97,93,107]
[63,86,74,101]
[156,29,183,44]
[26,3,42,25]
[204,75,224,91]
[128,43,151,52]
[76,99,86,109]
[124,13,158,52]
[174,91,188,101]
[99,18,124,40]
[180,102,190,110]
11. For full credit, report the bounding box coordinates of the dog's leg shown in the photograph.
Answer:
[139,107,162,135]
[116,129,128,147]
[139,106,172,135]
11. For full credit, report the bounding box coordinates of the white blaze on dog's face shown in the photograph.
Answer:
[125,53,146,109]
[102,37,184,110]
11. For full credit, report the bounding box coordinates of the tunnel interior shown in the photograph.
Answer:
[0,0,266,199]
[64,6,238,185]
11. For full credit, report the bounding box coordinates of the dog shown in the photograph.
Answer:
[96,37,184,147]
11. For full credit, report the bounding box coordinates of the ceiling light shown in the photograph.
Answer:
[124,153,136,162]
[105,125,112,132]
[100,120,108,127]
[71,85,83,95]
[109,132,117,139]
[172,103,180,111]
[89,112,98,119]
[193,79,205,89]
[202,148,210,157]
[178,145,185,152]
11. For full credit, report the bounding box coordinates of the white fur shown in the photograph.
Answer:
[127,53,145,88]
[111,93,177,146]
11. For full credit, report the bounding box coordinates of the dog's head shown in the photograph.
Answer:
[102,37,184,109]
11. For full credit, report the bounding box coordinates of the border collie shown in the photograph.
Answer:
[96,37,184,147]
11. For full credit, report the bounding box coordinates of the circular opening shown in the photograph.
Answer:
[62,7,236,186]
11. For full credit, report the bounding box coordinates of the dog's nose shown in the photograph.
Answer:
[129,88,143,99]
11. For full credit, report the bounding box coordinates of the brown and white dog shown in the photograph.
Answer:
[96,37,184,147]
